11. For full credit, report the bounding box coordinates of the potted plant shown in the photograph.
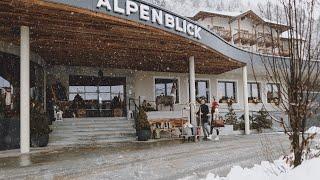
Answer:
[136,107,151,141]
[30,100,51,147]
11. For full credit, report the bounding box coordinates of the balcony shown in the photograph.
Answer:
[279,49,290,57]
[265,34,279,48]
[233,31,255,45]
[211,27,232,42]
[257,47,273,55]
[257,34,280,48]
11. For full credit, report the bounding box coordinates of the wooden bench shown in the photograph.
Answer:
[149,118,188,139]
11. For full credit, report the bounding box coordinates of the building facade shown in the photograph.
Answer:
[0,0,288,153]
[192,10,291,56]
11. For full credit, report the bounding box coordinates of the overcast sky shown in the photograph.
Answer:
[148,0,273,16]
[145,0,320,21]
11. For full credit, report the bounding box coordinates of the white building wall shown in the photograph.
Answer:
[46,65,284,129]
[47,66,282,113]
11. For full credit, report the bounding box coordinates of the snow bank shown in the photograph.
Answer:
[201,157,320,180]
[277,158,320,180]
[181,127,320,180]
[201,157,291,180]
[306,126,320,134]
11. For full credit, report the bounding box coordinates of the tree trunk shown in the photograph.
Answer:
[292,130,302,167]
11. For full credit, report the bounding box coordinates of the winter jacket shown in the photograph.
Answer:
[197,104,209,123]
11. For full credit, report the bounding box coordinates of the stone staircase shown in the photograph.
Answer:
[49,117,136,147]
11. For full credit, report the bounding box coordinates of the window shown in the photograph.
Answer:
[196,80,210,103]
[68,75,125,101]
[218,81,237,103]
[248,82,261,103]
[155,78,179,103]
[267,83,281,103]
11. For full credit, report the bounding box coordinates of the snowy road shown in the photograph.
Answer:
[0,134,289,180]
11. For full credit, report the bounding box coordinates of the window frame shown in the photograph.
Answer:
[195,79,211,103]
[153,76,180,104]
[247,82,261,103]
[266,83,281,103]
[217,80,238,103]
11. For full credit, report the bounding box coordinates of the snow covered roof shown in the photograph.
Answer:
[280,31,304,40]
[192,9,289,31]
[198,10,243,18]
[263,18,288,27]
[191,10,244,20]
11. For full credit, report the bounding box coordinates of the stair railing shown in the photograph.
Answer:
[128,98,140,131]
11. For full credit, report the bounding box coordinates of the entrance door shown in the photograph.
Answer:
[69,75,126,117]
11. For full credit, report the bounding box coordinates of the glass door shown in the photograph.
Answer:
[68,75,126,117]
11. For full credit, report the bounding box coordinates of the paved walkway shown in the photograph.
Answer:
[0,133,289,180]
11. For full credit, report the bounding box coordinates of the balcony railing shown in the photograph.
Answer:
[257,34,280,48]
[233,31,256,45]
[211,28,232,42]
[279,49,290,57]
[257,47,273,55]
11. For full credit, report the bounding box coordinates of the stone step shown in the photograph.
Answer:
[49,117,136,146]
[53,123,135,129]
[51,130,136,136]
[48,137,136,146]
[49,135,136,144]
[53,120,134,126]
[52,126,135,131]
[62,117,128,122]
[51,129,136,135]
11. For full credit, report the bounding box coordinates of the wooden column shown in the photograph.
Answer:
[238,19,241,46]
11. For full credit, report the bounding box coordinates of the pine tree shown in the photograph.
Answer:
[225,100,237,125]
[252,107,273,133]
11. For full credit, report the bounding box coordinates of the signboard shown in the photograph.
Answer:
[45,0,276,65]
[96,0,202,40]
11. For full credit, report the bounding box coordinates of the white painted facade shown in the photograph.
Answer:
[46,65,283,115]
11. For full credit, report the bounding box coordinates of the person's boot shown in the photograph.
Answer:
[214,136,219,141]
[207,134,213,140]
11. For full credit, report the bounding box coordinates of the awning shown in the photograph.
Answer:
[0,0,247,74]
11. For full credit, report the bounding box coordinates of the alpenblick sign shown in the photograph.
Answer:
[96,0,202,40]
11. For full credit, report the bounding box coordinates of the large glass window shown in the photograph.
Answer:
[155,78,179,103]
[267,83,281,103]
[218,81,237,103]
[68,75,125,102]
[248,82,261,103]
[196,80,210,102]
[69,85,124,101]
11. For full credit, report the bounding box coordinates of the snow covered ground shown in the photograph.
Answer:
[185,126,320,180]
[0,134,289,180]
[195,157,320,180]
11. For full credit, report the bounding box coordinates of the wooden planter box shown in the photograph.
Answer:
[77,109,86,118]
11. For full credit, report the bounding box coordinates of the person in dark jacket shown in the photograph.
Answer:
[197,99,211,140]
